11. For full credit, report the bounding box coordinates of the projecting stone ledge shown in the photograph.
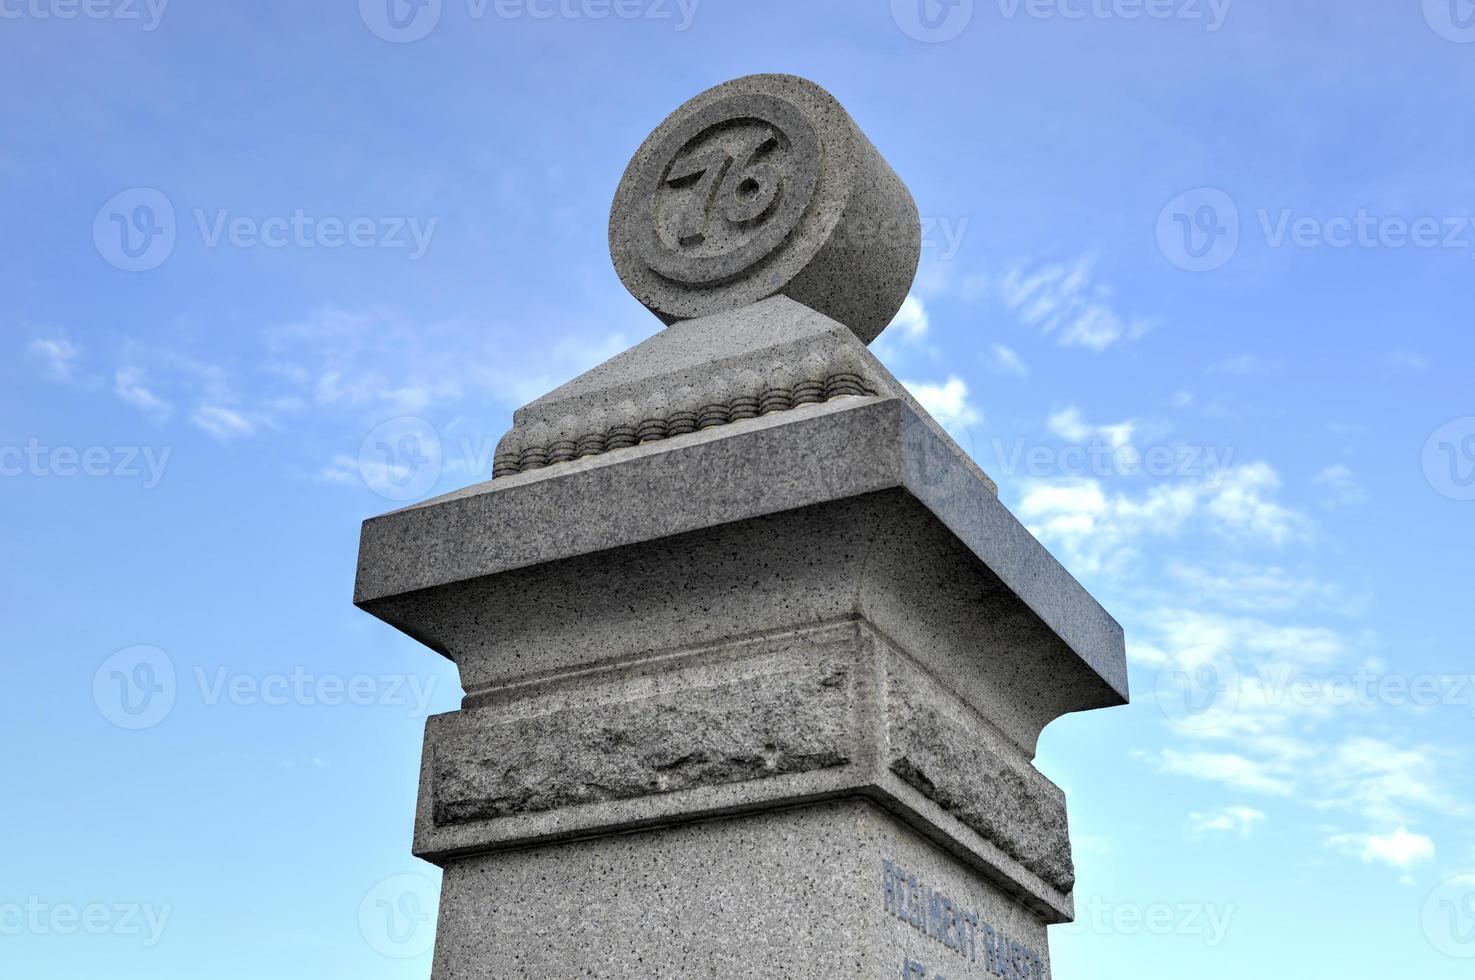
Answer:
[355,393,1127,750]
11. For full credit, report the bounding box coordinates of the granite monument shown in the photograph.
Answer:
[355,73,1129,979]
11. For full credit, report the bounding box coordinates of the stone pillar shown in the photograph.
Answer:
[354,74,1128,979]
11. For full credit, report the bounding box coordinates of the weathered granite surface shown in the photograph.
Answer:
[490,297,997,494]
[355,396,1126,749]
[408,620,1080,922]
[352,71,1131,980]
[886,653,1074,895]
[429,799,1051,980]
[610,74,919,343]
[431,660,852,825]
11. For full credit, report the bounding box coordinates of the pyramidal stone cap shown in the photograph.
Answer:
[609,73,921,344]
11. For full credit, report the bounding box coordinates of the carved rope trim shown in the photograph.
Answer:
[492,372,873,479]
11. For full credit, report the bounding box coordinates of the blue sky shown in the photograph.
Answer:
[4,2,1475,977]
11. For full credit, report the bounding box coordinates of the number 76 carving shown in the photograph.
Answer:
[665,129,784,247]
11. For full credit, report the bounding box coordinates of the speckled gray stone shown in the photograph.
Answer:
[354,72,1130,980]
[491,295,997,493]
[355,397,1124,739]
[610,74,920,343]
[430,800,1051,980]
[885,653,1074,895]
[431,659,853,826]
[411,620,1080,922]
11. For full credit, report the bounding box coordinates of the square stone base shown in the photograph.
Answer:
[430,799,1050,979]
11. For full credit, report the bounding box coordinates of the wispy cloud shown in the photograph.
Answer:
[984,342,1029,377]
[190,404,259,442]
[1190,805,1267,837]
[114,366,173,421]
[1325,828,1434,870]
[27,335,81,381]
[1210,354,1286,377]
[1047,406,1135,449]
[889,295,930,343]
[1016,461,1306,574]
[1315,464,1367,508]
[1160,749,1296,796]
[1387,350,1429,371]
[997,255,1156,351]
[902,376,982,431]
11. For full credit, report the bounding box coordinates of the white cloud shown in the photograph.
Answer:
[1159,749,1295,796]
[1047,406,1135,449]
[114,367,173,421]
[1210,354,1286,377]
[1387,350,1429,371]
[1318,737,1468,827]
[1143,607,1345,668]
[902,376,982,429]
[1166,562,1352,615]
[190,405,258,442]
[1190,806,1267,837]
[27,336,80,381]
[985,343,1029,377]
[267,304,639,415]
[1015,462,1304,574]
[998,255,1155,351]
[1325,829,1435,870]
[1205,462,1302,545]
[888,295,930,343]
[1315,464,1367,508]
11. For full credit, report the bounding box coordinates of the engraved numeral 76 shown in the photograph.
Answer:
[665,129,782,246]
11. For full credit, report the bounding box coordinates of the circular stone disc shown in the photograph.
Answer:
[609,74,920,345]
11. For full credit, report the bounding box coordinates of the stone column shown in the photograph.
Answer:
[354,74,1127,980]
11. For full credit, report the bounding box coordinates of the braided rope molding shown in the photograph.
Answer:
[492,372,874,479]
